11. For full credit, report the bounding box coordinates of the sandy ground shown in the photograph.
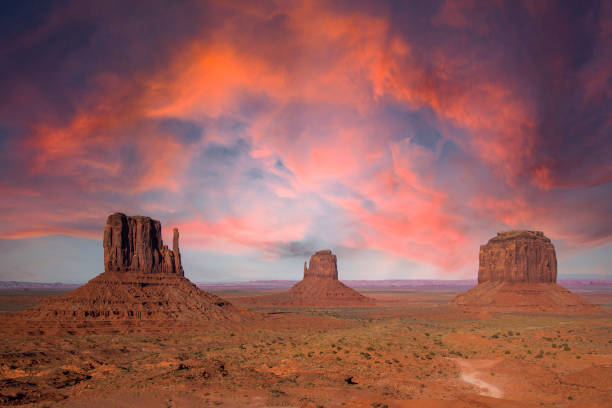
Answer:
[455,359,503,398]
[1,289,611,407]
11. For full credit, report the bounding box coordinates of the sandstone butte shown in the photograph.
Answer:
[453,231,596,313]
[287,250,374,306]
[18,213,245,332]
[104,212,184,275]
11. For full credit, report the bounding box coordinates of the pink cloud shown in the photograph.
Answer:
[176,214,309,254]
[1,0,609,279]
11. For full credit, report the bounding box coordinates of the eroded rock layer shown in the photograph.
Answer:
[22,272,240,322]
[453,282,596,313]
[478,231,557,283]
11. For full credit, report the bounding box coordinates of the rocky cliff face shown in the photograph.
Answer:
[303,250,338,279]
[103,213,183,275]
[478,231,557,283]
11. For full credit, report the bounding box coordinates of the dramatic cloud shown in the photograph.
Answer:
[0,0,610,281]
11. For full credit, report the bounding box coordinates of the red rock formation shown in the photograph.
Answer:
[103,213,183,275]
[287,250,373,306]
[303,250,338,279]
[454,231,596,313]
[18,212,247,330]
[478,231,556,283]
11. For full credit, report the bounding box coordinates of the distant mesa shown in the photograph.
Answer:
[454,231,597,313]
[18,212,246,332]
[478,230,556,284]
[302,249,338,279]
[287,250,374,306]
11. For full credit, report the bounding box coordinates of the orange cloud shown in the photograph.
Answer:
[25,88,194,195]
[6,1,539,271]
[2,0,608,279]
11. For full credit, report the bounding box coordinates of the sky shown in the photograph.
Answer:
[0,0,610,283]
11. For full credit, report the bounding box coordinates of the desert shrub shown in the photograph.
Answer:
[360,352,372,360]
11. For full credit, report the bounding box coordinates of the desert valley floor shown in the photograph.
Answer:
[1,285,611,408]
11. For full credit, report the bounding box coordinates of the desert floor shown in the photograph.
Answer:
[1,288,611,407]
